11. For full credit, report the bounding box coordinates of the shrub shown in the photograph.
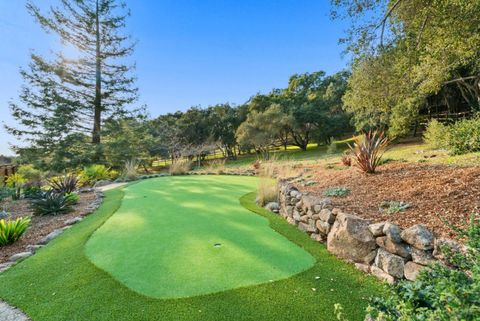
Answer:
[256,177,278,206]
[423,119,449,149]
[5,173,27,200]
[17,164,43,187]
[379,201,410,214]
[348,131,388,174]
[23,186,44,199]
[0,187,14,201]
[323,187,350,197]
[65,192,80,205]
[48,174,79,194]
[122,159,138,181]
[169,159,192,175]
[0,217,31,246]
[80,165,113,185]
[32,191,75,216]
[448,117,480,155]
[366,213,480,320]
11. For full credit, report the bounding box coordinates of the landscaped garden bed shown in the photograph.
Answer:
[0,189,98,264]
[300,161,480,240]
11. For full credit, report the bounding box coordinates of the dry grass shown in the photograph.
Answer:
[256,177,278,206]
[169,159,192,175]
[122,159,138,181]
[202,159,226,174]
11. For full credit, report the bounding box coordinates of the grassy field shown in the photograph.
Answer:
[0,178,382,321]
[85,176,315,298]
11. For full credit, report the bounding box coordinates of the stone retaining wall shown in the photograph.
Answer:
[278,181,460,283]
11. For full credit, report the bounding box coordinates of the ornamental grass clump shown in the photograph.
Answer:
[169,159,192,175]
[348,130,388,174]
[0,217,31,246]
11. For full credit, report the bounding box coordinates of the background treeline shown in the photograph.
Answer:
[7,0,480,172]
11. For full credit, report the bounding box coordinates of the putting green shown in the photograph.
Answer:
[85,175,315,299]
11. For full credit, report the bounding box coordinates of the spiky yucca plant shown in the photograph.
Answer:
[32,191,75,216]
[48,174,79,194]
[0,217,31,246]
[348,131,389,174]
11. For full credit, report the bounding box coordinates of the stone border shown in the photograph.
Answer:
[277,181,462,283]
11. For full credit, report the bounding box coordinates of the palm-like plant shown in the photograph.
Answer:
[348,131,389,173]
[48,174,79,194]
[0,217,31,246]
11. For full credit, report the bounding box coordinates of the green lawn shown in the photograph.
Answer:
[85,176,315,298]
[0,176,382,321]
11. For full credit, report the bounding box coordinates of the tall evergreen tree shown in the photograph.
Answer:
[7,0,138,162]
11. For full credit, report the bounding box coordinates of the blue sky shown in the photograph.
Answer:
[0,0,349,155]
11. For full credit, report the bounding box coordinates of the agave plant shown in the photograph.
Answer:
[32,191,75,216]
[48,174,79,194]
[348,131,389,174]
[0,217,31,246]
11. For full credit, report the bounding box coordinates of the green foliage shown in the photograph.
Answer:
[32,191,75,216]
[48,174,79,194]
[80,165,113,185]
[323,187,350,197]
[423,119,450,149]
[5,173,26,200]
[367,213,480,321]
[0,187,14,201]
[349,131,389,173]
[0,217,31,246]
[448,117,480,155]
[379,201,410,215]
[17,164,43,187]
[65,192,79,205]
[23,186,44,199]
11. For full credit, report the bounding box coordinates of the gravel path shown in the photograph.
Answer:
[0,301,30,321]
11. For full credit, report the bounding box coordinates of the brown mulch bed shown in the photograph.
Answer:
[0,192,97,264]
[301,162,480,240]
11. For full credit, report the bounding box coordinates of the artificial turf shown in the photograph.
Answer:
[0,176,383,321]
[85,175,315,298]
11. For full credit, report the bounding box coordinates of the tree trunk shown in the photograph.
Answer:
[92,0,102,144]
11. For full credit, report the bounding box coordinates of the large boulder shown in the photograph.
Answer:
[319,209,336,224]
[401,224,434,250]
[327,213,377,264]
[411,248,435,266]
[376,236,411,259]
[298,220,317,233]
[374,248,405,279]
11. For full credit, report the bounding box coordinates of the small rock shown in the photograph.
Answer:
[316,220,331,235]
[383,223,403,243]
[401,224,434,250]
[64,216,83,225]
[376,236,411,259]
[286,206,294,216]
[368,222,386,237]
[38,229,63,245]
[374,248,405,279]
[9,252,33,262]
[404,261,425,281]
[0,262,14,273]
[310,233,325,242]
[370,266,395,284]
[298,220,317,233]
[26,244,43,253]
[313,204,323,213]
[264,202,280,213]
[319,209,336,224]
[354,263,371,273]
[0,211,10,219]
[411,248,435,266]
